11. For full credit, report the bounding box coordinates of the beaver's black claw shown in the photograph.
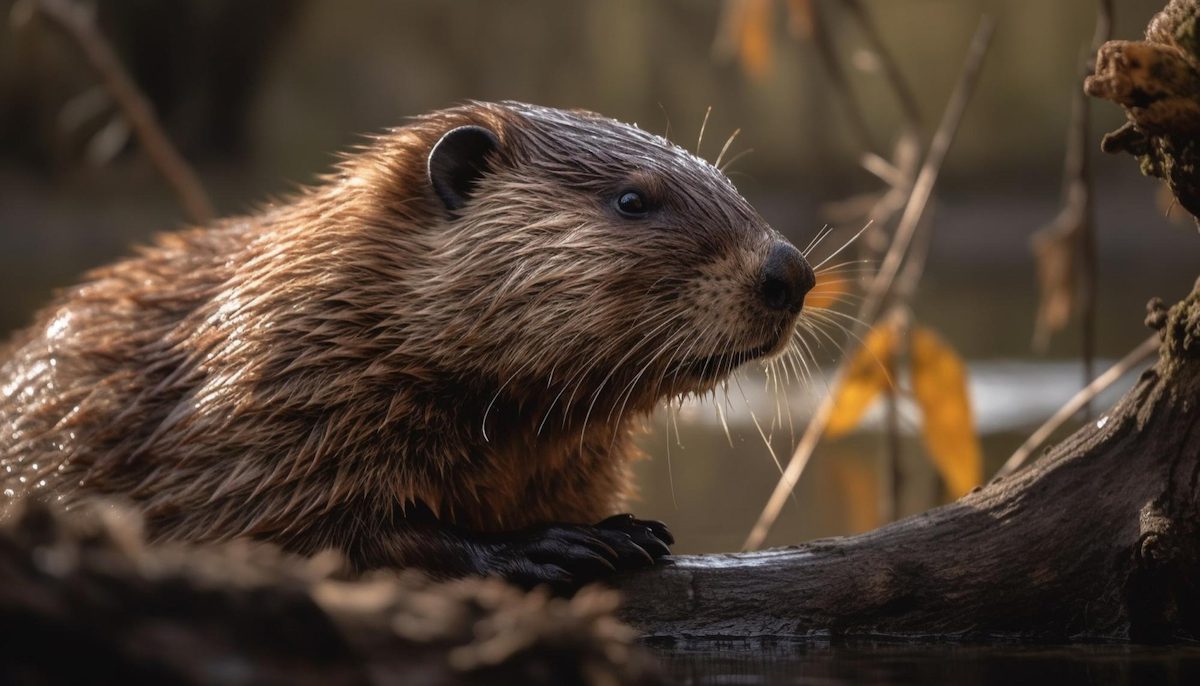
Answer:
[480,524,621,591]
[478,517,672,591]
[595,513,674,561]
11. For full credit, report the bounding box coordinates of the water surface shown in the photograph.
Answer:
[652,640,1200,685]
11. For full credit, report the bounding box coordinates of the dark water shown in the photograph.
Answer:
[649,640,1200,685]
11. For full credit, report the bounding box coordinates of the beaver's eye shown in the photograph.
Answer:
[615,190,649,218]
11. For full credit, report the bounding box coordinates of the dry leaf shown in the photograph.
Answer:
[713,0,775,80]
[829,457,878,533]
[1030,193,1083,352]
[739,0,775,79]
[910,327,983,498]
[826,320,897,438]
[786,0,814,39]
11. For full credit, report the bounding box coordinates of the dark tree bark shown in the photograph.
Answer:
[614,0,1200,644]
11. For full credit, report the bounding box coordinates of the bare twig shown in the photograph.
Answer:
[880,305,912,523]
[1075,91,1098,419]
[842,0,922,134]
[743,17,994,551]
[857,19,992,330]
[1031,1,1113,411]
[993,333,1157,481]
[830,0,924,275]
[27,0,215,224]
[1079,0,1114,417]
[809,1,878,157]
[810,1,928,518]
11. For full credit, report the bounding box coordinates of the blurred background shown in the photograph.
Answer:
[1,0,1196,553]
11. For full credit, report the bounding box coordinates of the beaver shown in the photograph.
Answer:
[0,101,814,588]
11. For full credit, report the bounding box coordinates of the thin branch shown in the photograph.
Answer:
[881,306,911,523]
[834,0,923,272]
[841,0,922,136]
[858,18,993,330]
[1078,0,1114,417]
[993,333,1157,481]
[28,0,215,225]
[809,1,878,157]
[743,17,994,551]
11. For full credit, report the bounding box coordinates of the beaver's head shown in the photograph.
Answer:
[368,102,814,419]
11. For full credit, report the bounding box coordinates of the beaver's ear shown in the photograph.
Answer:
[427,125,500,214]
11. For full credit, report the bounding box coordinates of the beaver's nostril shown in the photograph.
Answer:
[759,242,814,313]
[762,274,790,311]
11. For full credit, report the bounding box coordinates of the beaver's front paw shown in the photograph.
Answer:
[478,517,672,591]
[593,513,673,564]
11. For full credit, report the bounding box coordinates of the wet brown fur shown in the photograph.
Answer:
[0,102,792,572]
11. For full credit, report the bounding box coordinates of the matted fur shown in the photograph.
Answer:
[0,102,796,571]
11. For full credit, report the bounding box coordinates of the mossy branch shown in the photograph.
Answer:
[1086,0,1200,222]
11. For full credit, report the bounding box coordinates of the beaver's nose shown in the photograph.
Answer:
[759,242,815,313]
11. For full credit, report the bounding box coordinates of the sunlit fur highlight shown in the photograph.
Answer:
[0,101,796,570]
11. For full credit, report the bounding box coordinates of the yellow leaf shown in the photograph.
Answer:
[1030,214,1076,352]
[910,327,983,498]
[786,0,814,39]
[829,457,878,534]
[738,0,774,80]
[713,0,775,80]
[826,321,897,438]
[805,271,849,310]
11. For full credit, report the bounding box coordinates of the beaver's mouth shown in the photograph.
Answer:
[676,341,776,381]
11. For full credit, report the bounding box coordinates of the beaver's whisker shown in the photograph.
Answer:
[774,355,797,448]
[671,396,684,447]
[482,363,533,442]
[814,258,875,274]
[812,220,874,271]
[810,306,871,332]
[697,105,712,155]
[770,359,785,428]
[574,308,683,411]
[707,322,740,387]
[736,378,792,488]
[714,397,734,448]
[715,128,741,168]
[805,313,856,356]
[664,401,679,509]
[774,349,791,387]
[666,317,714,393]
[563,306,683,432]
[801,224,833,258]
[807,315,892,389]
[790,327,830,395]
[780,344,802,389]
[807,277,868,291]
[718,147,754,174]
[785,337,814,391]
[809,296,867,310]
[656,316,707,402]
[609,324,691,429]
[608,331,688,451]
[609,313,694,423]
